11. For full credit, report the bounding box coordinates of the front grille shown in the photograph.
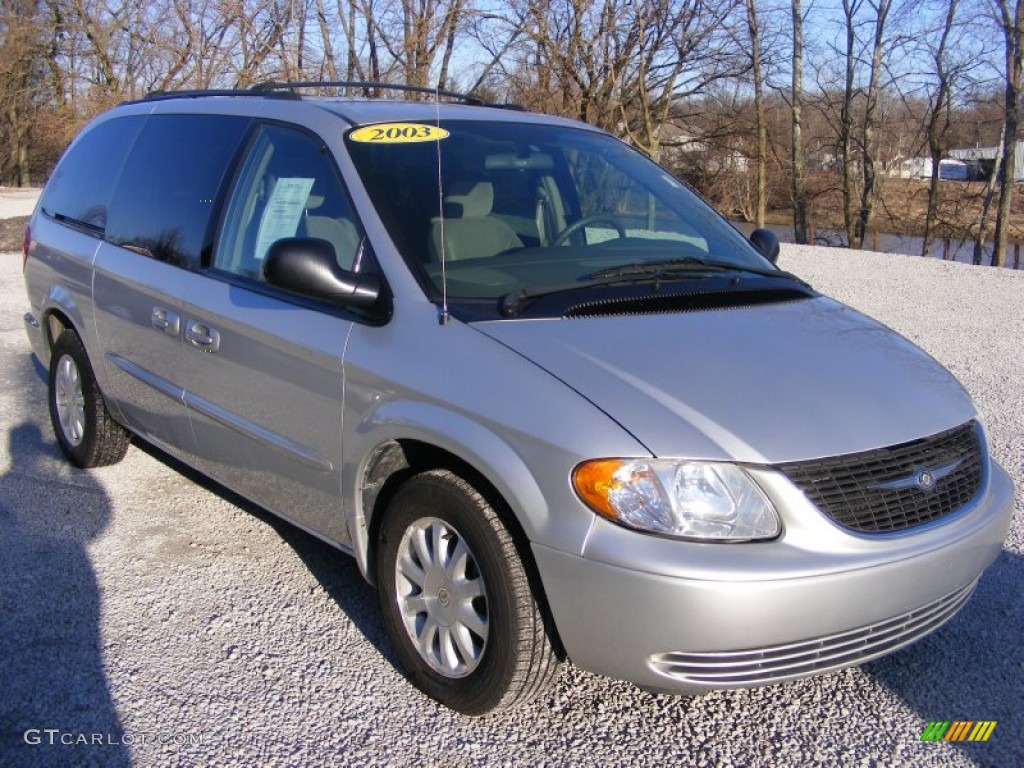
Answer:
[777,421,983,533]
[649,582,976,687]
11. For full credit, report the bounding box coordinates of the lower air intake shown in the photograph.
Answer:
[649,582,975,687]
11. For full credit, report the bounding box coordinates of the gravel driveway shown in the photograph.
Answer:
[0,241,1020,768]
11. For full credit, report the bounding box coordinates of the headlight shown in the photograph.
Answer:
[572,459,780,541]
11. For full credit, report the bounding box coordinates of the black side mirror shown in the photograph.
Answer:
[263,237,383,310]
[749,228,780,264]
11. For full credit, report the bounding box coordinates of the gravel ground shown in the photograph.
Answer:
[0,188,39,252]
[0,187,40,219]
[0,240,1021,768]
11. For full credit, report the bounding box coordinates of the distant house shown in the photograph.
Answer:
[895,157,970,180]
[949,141,1024,182]
[656,126,750,175]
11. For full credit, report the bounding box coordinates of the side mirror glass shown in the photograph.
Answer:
[749,228,780,264]
[263,237,383,310]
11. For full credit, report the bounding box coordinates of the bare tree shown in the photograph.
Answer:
[365,0,469,89]
[3,0,1022,269]
[505,0,745,162]
[920,0,960,259]
[992,0,1023,267]
[745,0,768,227]
[838,0,863,247]
[232,0,292,87]
[0,0,47,185]
[850,0,894,248]
[791,0,808,243]
[975,121,1005,262]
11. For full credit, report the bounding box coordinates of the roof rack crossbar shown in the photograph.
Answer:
[249,80,486,106]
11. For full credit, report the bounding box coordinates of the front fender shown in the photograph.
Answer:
[343,399,578,580]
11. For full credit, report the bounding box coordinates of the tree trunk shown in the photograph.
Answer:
[975,123,1005,264]
[791,0,808,244]
[436,2,461,90]
[921,0,957,259]
[922,150,942,259]
[746,0,767,228]
[840,0,860,247]
[854,0,890,250]
[315,0,338,80]
[7,104,28,186]
[993,0,1024,267]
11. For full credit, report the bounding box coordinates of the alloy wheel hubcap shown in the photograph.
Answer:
[394,517,488,678]
[55,355,85,447]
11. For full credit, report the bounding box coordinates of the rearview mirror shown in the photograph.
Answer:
[263,237,384,310]
[749,228,780,264]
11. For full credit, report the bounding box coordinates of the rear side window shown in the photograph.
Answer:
[106,114,251,268]
[39,116,145,232]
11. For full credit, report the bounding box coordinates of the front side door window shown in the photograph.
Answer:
[215,124,362,280]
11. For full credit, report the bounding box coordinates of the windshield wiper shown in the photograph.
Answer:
[49,210,104,235]
[499,259,807,318]
[586,258,792,281]
[499,276,627,317]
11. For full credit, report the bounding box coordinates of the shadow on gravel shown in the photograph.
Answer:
[0,422,131,768]
[133,442,397,665]
[865,549,1023,766]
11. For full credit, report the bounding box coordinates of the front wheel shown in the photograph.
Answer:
[48,330,130,468]
[376,469,559,715]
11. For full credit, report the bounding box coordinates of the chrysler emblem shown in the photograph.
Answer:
[869,459,962,493]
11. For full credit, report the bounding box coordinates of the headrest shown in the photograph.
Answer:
[442,181,494,218]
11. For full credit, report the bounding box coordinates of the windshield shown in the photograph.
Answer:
[346,120,771,305]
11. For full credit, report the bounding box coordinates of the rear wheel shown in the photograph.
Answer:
[48,330,130,467]
[377,469,558,715]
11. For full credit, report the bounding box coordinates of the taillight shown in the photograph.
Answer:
[22,224,31,270]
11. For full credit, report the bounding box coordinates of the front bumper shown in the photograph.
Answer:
[533,461,1014,694]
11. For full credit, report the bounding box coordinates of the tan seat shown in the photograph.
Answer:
[429,181,523,261]
[304,215,360,270]
[300,192,360,270]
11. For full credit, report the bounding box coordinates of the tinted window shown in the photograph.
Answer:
[39,116,145,232]
[215,124,362,280]
[106,114,251,268]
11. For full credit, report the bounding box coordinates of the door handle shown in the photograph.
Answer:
[151,307,180,336]
[185,320,221,352]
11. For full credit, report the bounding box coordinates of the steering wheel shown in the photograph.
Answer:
[551,216,628,246]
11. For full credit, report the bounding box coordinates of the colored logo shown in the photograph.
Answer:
[921,721,997,742]
[349,123,449,144]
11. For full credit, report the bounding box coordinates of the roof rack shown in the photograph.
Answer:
[250,80,486,106]
[143,88,300,101]
[141,81,526,110]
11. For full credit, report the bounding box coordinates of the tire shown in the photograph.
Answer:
[48,329,130,468]
[376,469,559,715]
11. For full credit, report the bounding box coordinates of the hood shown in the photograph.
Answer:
[474,296,976,463]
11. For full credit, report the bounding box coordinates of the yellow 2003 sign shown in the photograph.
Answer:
[349,123,449,144]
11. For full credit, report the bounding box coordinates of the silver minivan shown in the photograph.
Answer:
[22,84,1014,714]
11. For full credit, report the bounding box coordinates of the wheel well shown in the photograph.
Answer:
[362,439,566,659]
[43,310,71,353]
